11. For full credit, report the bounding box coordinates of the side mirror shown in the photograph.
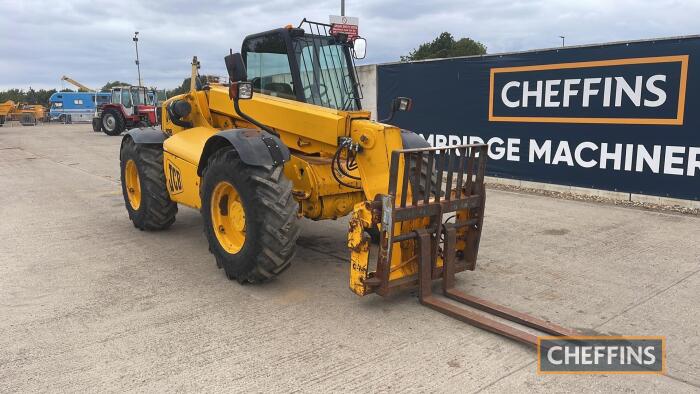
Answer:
[224,52,247,82]
[352,37,367,59]
[379,96,412,123]
[229,81,253,100]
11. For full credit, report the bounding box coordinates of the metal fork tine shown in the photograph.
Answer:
[455,147,465,199]
[445,148,454,201]
[424,151,434,205]
[475,146,487,194]
[434,149,444,203]
[400,153,410,207]
[412,151,422,206]
[388,151,400,197]
[464,147,476,196]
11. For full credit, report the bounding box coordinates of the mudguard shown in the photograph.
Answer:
[197,129,290,175]
[400,129,431,149]
[123,126,167,145]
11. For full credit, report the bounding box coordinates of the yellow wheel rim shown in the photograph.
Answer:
[125,159,142,210]
[211,181,246,254]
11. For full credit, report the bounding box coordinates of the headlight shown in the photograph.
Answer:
[237,82,253,100]
[229,81,253,100]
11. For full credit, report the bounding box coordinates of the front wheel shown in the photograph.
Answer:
[201,147,300,283]
[120,138,177,230]
[92,117,102,132]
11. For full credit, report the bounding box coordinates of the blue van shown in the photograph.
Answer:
[49,91,112,122]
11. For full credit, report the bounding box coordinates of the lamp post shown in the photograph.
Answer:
[133,32,142,86]
[559,35,565,48]
[341,0,345,16]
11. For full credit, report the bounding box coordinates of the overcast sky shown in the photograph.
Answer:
[1,0,698,90]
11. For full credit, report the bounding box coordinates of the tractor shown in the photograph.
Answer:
[118,19,574,347]
[93,85,158,135]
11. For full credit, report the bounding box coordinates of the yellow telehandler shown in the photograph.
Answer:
[119,19,574,346]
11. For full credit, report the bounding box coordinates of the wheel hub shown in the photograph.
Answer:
[104,114,115,130]
[124,160,141,210]
[211,181,246,254]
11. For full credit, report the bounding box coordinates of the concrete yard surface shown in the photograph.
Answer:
[1,123,699,392]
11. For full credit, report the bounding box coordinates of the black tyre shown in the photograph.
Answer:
[102,108,125,136]
[92,117,102,132]
[408,154,440,201]
[0,115,4,127]
[120,138,177,230]
[201,147,300,283]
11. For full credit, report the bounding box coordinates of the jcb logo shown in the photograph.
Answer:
[167,161,183,194]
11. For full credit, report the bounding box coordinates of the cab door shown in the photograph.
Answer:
[120,88,134,115]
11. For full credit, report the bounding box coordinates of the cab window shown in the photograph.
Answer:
[244,34,295,99]
[121,89,132,108]
[112,90,121,105]
[131,88,145,106]
[295,38,358,110]
[96,95,110,105]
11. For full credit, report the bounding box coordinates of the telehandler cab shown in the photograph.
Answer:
[119,19,575,347]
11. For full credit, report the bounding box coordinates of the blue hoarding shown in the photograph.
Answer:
[377,37,700,200]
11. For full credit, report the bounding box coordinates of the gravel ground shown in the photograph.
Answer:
[1,123,699,392]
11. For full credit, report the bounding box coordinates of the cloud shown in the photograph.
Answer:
[0,0,698,90]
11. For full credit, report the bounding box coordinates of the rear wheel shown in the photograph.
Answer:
[201,147,300,283]
[92,117,102,132]
[102,108,125,136]
[120,138,177,230]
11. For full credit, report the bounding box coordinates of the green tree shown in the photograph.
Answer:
[100,81,131,91]
[0,88,58,105]
[164,75,221,98]
[0,89,25,103]
[401,32,486,61]
[35,89,57,105]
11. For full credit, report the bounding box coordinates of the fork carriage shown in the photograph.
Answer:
[349,143,576,347]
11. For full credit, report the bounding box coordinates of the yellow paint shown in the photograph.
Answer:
[210,181,246,254]
[124,159,141,210]
[153,56,455,296]
[284,154,364,220]
[0,101,16,117]
[162,152,201,208]
[0,101,46,122]
[348,202,372,295]
[163,126,218,164]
